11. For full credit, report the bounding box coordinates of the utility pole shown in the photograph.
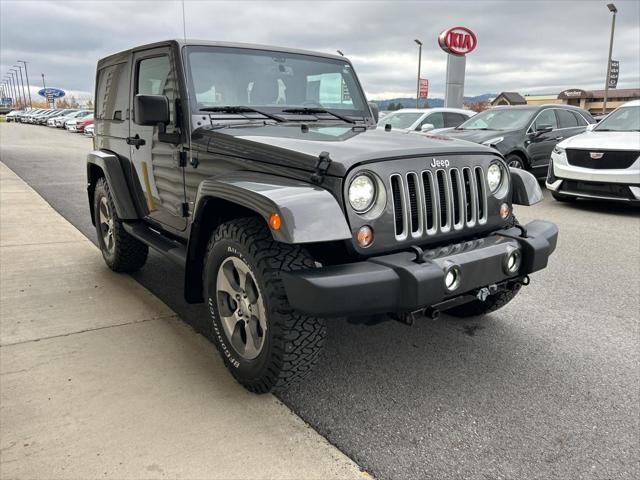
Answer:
[18,60,32,108]
[13,65,27,110]
[414,39,422,108]
[602,3,617,114]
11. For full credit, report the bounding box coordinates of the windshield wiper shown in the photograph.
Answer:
[200,106,285,122]
[281,107,356,124]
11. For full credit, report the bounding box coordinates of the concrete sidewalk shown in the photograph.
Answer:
[0,162,366,480]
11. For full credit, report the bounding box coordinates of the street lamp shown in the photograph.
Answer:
[414,39,422,108]
[17,60,32,108]
[9,71,20,107]
[13,65,28,110]
[602,3,617,114]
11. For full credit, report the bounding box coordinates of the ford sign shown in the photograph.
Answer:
[438,27,477,55]
[38,88,66,99]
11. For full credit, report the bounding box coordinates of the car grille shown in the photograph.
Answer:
[561,180,634,199]
[566,149,639,169]
[390,167,488,239]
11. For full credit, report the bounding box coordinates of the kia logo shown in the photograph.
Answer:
[438,27,477,55]
[589,152,605,159]
[431,158,450,168]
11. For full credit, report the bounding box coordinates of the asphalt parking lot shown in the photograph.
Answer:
[1,122,639,480]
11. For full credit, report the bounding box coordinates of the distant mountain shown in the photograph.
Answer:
[373,93,495,110]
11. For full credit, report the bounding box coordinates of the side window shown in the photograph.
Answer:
[96,62,129,121]
[443,112,466,128]
[136,55,176,125]
[534,109,558,130]
[556,109,578,128]
[572,111,588,126]
[422,112,444,129]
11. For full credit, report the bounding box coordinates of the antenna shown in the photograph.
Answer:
[181,0,187,42]
[180,0,193,167]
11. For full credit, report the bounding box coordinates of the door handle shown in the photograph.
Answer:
[554,136,564,141]
[126,134,146,149]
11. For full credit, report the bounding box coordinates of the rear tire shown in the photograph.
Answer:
[93,178,148,272]
[445,288,520,318]
[204,217,326,393]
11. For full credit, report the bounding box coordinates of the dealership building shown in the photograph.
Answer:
[491,88,640,114]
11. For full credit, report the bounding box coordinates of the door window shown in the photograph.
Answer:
[137,56,171,95]
[534,109,557,130]
[556,109,578,128]
[571,111,588,126]
[443,112,467,128]
[421,112,444,129]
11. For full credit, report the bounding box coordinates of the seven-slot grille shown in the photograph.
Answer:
[390,167,488,239]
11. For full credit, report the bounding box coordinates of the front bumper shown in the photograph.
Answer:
[282,220,558,317]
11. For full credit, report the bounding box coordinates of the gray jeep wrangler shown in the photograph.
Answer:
[87,40,557,393]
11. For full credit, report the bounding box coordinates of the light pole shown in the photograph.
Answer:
[18,60,32,108]
[9,71,20,107]
[13,65,28,110]
[414,39,422,108]
[602,3,617,114]
[11,69,25,107]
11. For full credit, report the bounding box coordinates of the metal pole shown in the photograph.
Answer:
[14,65,27,110]
[414,39,422,108]
[18,60,32,108]
[603,5,617,114]
[10,71,22,107]
[12,70,25,108]
[9,72,19,107]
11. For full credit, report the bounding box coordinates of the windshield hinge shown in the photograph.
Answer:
[310,151,332,184]
[181,202,190,217]
[177,151,187,167]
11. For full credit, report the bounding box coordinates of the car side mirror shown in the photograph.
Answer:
[134,94,170,126]
[420,123,435,132]
[368,102,379,123]
[586,123,596,132]
[535,124,553,135]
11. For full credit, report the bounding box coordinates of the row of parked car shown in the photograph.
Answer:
[6,107,95,136]
[377,101,639,204]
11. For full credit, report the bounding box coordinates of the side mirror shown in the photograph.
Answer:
[368,102,379,123]
[586,123,596,132]
[134,94,169,126]
[420,123,435,132]
[535,124,553,135]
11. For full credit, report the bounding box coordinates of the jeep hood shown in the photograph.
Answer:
[195,124,496,176]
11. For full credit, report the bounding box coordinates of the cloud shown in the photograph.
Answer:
[1,0,638,100]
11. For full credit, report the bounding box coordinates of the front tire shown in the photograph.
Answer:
[93,178,148,272]
[445,287,521,318]
[505,154,527,170]
[204,217,326,393]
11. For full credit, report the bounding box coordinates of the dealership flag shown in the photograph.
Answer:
[608,60,619,89]
[419,79,429,98]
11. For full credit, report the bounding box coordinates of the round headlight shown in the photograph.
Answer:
[349,174,376,213]
[486,163,503,193]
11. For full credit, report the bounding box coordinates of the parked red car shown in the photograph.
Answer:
[75,114,94,133]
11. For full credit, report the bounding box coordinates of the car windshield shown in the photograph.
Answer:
[185,46,369,121]
[456,108,537,130]
[595,106,640,132]
[377,112,423,129]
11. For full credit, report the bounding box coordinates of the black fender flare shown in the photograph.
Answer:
[184,171,351,303]
[510,167,543,206]
[86,150,138,224]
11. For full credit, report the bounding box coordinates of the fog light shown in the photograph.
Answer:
[444,265,461,291]
[504,250,522,274]
[500,203,510,219]
[356,225,374,248]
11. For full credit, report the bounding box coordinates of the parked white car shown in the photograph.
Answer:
[377,108,475,133]
[546,100,640,205]
[84,123,94,137]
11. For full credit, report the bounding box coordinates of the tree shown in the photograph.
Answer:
[465,101,490,113]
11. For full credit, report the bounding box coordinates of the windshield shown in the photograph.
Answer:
[185,46,368,120]
[595,106,640,132]
[377,112,422,129]
[457,108,537,130]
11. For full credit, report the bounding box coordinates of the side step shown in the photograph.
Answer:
[123,222,187,266]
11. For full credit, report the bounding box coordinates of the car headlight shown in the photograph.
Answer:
[553,146,565,155]
[482,137,504,147]
[486,162,504,193]
[349,174,377,213]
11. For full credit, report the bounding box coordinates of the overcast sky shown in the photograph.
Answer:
[1,0,638,102]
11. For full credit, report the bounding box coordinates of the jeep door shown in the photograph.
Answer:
[526,108,559,168]
[129,47,186,231]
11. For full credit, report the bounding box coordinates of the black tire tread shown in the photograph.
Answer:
[205,217,325,393]
[94,178,148,273]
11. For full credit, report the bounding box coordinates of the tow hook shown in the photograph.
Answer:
[391,307,439,325]
[476,284,498,301]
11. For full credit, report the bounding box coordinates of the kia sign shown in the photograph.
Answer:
[37,87,65,99]
[418,79,429,98]
[438,27,477,55]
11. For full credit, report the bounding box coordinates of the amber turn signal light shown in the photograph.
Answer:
[268,213,281,230]
[356,225,374,248]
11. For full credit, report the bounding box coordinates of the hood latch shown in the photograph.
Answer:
[310,151,332,184]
